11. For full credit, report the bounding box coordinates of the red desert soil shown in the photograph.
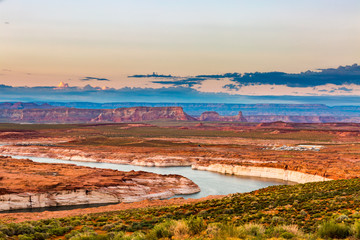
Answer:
[1,122,360,222]
[0,195,223,223]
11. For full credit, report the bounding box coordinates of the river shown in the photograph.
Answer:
[8,155,292,199]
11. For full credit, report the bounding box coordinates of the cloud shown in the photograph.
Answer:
[130,64,360,89]
[2,83,360,105]
[196,73,241,79]
[223,84,239,91]
[228,64,360,88]
[81,76,110,81]
[128,73,174,78]
[337,87,353,92]
[152,77,206,87]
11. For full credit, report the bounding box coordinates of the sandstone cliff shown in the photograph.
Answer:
[0,107,195,123]
[198,111,247,122]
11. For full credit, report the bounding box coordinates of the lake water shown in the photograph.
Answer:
[8,155,292,199]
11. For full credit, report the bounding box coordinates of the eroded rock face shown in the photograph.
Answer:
[192,164,332,184]
[0,156,200,211]
[0,107,196,123]
[198,111,247,122]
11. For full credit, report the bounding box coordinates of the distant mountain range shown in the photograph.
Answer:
[40,102,360,116]
[1,102,360,123]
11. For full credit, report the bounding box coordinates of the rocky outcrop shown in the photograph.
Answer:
[192,164,332,184]
[0,146,196,167]
[0,178,199,211]
[0,107,195,123]
[0,156,200,211]
[198,111,247,122]
[245,115,360,123]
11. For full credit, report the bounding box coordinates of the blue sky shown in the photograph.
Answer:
[0,0,359,103]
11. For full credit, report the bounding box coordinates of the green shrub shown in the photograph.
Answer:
[18,235,33,240]
[185,216,206,235]
[318,220,350,239]
[146,220,174,240]
[48,226,72,236]
[281,231,296,239]
[68,232,107,240]
[352,221,360,239]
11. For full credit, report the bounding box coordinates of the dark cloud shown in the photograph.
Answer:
[152,77,206,87]
[228,64,360,87]
[337,87,353,92]
[137,64,360,88]
[196,73,241,79]
[128,73,174,78]
[81,77,110,81]
[223,84,239,90]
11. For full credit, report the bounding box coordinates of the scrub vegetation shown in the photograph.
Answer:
[2,178,360,239]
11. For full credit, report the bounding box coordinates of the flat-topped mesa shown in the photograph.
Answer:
[96,106,196,122]
[0,106,196,123]
[198,111,247,122]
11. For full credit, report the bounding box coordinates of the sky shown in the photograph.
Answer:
[0,0,360,103]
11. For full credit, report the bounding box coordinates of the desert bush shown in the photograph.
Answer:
[48,226,73,236]
[271,225,304,239]
[68,232,107,240]
[146,220,174,240]
[185,216,206,235]
[351,220,360,239]
[171,220,189,239]
[243,223,265,237]
[318,220,350,239]
[18,235,33,240]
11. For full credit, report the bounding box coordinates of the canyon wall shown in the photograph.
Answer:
[1,105,359,123]
[0,107,195,123]
[0,182,200,211]
[0,155,200,211]
[192,164,332,184]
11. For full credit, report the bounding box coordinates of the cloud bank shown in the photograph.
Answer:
[1,64,360,105]
[131,64,360,88]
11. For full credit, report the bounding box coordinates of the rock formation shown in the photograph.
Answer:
[198,111,247,122]
[245,115,360,123]
[0,107,196,123]
[192,164,332,184]
[0,156,200,211]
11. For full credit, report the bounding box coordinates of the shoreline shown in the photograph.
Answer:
[0,145,334,184]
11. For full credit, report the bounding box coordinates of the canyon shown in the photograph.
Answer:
[0,156,200,211]
[1,121,360,214]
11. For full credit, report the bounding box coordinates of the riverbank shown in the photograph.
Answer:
[192,164,331,184]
